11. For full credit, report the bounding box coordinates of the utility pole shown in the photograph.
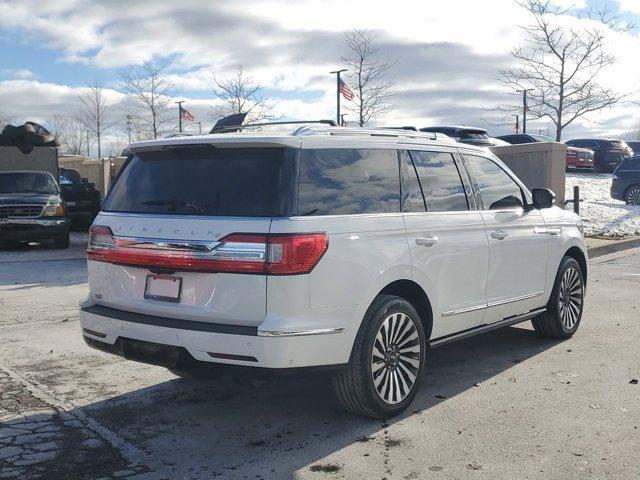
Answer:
[329,69,347,125]
[126,114,132,143]
[517,89,533,133]
[197,122,202,134]
[175,100,185,133]
[86,130,90,157]
[514,114,519,134]
[340,114,347,126]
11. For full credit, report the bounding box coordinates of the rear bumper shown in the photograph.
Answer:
[79,304,354,370]
[610,180,626,201]
[0,217,69,242]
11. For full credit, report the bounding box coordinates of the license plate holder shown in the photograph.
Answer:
[144,274,182,303]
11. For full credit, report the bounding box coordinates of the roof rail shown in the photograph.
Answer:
[210,119,337,133]
[302,126,442,141]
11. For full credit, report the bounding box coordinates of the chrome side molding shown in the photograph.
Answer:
[442,291,543,317]
[257,327,345,337]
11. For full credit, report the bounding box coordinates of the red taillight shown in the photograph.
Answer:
[267,233,328,275]
[86,227,328,275]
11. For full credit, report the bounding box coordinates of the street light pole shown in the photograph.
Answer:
[197,122,202,134]
[175,100,185,133]
[330,69,347,125]
[517,89,533,134]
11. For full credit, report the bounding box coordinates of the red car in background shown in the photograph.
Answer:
[565,146,595,170]
[496,133,595,171]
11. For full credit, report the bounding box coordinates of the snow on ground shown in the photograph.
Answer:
[564,172,640,237]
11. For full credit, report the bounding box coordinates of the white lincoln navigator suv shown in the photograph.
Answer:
[80,124,587,418]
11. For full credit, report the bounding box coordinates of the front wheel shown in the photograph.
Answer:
[532,256,585,339]
[333,295,426,419]
[625,185,640,205]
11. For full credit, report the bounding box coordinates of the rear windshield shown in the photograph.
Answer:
[459,131,490,140]
[102,146,295,217]
[0,172,58,194]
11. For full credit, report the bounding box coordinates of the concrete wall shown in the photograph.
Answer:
[0,146,59,182]
[491,142,566,205]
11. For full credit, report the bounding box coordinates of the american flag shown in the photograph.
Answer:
[180,106,195,122]
[339,78,354,101]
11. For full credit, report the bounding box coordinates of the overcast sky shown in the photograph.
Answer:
[1,0,640,152]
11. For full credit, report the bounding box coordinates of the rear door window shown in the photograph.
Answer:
[409,150,469,212]
[297,149,400,215]
[102,146,296,217]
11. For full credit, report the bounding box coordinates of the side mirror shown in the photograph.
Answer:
[531,188,555,209]
[489,195,523,210]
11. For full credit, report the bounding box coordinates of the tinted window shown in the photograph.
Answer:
[0,172,58,194]
[103,146,294,217]
[409,151,468,212]
[465,155,523,210]
[400,150,426,212]
[298,149,399,215]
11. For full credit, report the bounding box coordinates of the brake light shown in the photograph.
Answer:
[86,227,328,275]
[267,233,328,275]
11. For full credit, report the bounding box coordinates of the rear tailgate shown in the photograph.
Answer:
[86,145,296,328]
[88,213,270,326]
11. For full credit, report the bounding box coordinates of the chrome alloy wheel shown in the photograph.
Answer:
[557,266,583,330]
[371,312,421,405]
[626,187,640,205]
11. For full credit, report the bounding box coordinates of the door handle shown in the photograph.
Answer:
[416,236,438,247]
[491,230,508,240]
[547,227,562,236]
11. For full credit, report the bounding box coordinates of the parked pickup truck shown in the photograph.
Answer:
[0,170,69,248]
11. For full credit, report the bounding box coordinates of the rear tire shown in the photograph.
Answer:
[333,295,426,419]
[532,256,585,339]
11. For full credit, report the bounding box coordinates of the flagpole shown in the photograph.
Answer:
[175,100,185,133]
[330,69,347,125]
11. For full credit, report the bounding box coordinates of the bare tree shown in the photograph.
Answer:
[624,120,640,141]
[211,66,278,124]
[58,118,87,155]
[119,62,176,139]
[78,83,112,159]
[342,30,396,127]
[0,111,16,129]
[498,0,622,141]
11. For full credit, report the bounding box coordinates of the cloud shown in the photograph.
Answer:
[0,0,638,144]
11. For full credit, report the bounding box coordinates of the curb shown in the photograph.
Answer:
[587,237,640,259]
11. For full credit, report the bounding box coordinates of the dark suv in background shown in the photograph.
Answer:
[59,168,101,225]
[611,156,640,205]
[497,133,595,170]
[565,139,633,173]
[420,125,506,147]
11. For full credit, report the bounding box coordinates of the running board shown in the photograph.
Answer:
[429,307,547,348]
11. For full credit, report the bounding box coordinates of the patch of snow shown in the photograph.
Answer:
[564,172,640,237]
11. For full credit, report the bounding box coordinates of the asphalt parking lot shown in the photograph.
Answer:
[1,234,639,480]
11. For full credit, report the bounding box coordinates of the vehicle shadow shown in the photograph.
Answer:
[2,325,558,479]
